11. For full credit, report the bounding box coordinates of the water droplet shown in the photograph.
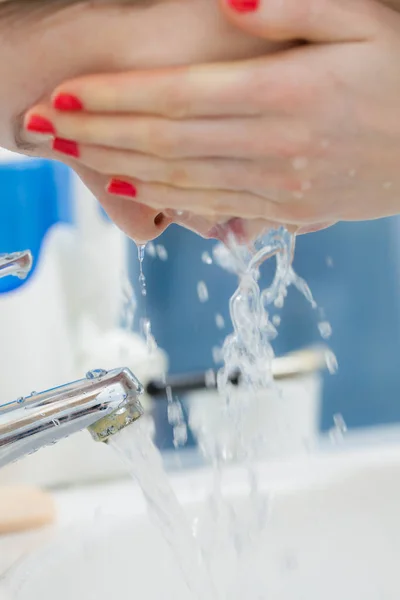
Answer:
[176,210,184,216]
[141,317,158,353]
[318,320,332,339]
[29,391,37,397]
[197,281,209,303]
[168,402,183,425]
[301,180,311,191]
[205,369,216,388]
[326,256,333,268]
[333,413,347,432]
[325,350,338,374]
[156,245,168,261]
[138,244,147,297]
[146,242,156,258]
[215,313,225,329]
[274,294,285,309]
[16,397,24,404]
[201,251,213,265]
[292,157,308,171]
[272,314,281,327]
[173,423,188,448]
[329,413,347,443]
[212,346,222,364]
[86,369,107,380]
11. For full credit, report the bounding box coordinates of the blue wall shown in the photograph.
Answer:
[131,217,400,433]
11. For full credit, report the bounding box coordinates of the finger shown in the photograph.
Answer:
[55,142,299,195]
[25,107,308,160]
[220,0,387,43]
[49,60,283,118]
[104,176,295,223]
[296,221,336,234]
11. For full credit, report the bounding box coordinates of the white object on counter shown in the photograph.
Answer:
[187,372,322,462]
[0,225,76,406]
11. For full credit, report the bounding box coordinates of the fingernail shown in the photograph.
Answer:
[107,178,137,198]
[53,93,83,111]
[52,138,80,158]
[25,115,55,135]
[228,0,259,12]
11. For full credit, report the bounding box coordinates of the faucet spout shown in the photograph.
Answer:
[0,368,144,469]
[0,251,33,280]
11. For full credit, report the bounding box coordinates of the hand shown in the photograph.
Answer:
[25,0,400,238]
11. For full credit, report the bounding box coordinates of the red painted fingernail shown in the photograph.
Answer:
[25,115,55,135]
[228,0,259,12]
[52,138,80,158]
[53,93,83,111]
[107,178,137,198]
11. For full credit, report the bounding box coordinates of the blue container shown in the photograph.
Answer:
[0,157,73,294]
[131,218,400,434]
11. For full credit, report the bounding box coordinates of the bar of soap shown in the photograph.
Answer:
[0,486,55,534]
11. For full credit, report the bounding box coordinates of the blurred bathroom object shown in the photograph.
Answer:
[0,149,76,406]
[67,176,168,396]
[0,486,55,534]
[186,364,322,463]
[0,162,167,487]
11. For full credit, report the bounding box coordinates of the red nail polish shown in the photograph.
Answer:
[52,138,80,158]
[228,0,259,12]
[25,115,55,135]
[53,93,83,111]
[107,178,137,198]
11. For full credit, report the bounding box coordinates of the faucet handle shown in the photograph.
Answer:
[0,251,32,280]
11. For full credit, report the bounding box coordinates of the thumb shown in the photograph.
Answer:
[220,0,386,43]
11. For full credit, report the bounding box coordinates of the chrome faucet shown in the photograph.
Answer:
[0,251,33,280]
[0,368,144,468]
[0,251,144,469]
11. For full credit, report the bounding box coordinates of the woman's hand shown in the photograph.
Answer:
[25,0,400,235]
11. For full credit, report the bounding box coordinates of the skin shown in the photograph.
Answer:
[23,0,400,242]
[1,0,288,242]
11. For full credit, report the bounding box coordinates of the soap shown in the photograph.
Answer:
[0,486,55,534]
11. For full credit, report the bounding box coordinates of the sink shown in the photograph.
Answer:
[3,440,400,599]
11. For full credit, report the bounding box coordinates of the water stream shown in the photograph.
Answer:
[112,227,329,598]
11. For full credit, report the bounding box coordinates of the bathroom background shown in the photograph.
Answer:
[2,153,400,456]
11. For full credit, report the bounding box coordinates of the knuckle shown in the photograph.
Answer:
[164,163,191,187]
[275,129,313,159]
[254,64,320,113]
[149,122,179,158]
[161,77,191,119]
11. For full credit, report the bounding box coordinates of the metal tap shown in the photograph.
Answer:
[0,250,144,468]
[0,368,144,469]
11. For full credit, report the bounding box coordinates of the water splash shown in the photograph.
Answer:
[156,244,168,261]
[215,314,225,329]
[197,281,209,303]
[138,244,147,297]
[110,422,217,599]
[202,252,213,265]
[86,368,107,380]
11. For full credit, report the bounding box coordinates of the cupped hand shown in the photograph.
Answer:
[25,0,400,239]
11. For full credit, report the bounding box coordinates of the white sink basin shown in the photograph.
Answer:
[3,441,400,599]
